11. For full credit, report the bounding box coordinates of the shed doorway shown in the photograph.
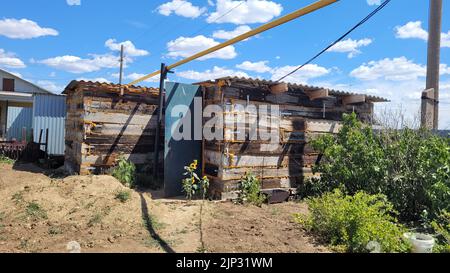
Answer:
[164,82,203,197]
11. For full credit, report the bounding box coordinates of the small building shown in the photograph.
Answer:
[63,81,163,175]
[0,68,66,157]
[195,77,388,199]
[63,77,387,199]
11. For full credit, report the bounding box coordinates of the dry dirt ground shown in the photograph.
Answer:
[0,162,328,253]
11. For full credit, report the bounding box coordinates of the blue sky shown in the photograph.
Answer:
[0,0,449,128]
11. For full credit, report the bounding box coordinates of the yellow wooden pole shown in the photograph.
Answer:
[127,0,339,86]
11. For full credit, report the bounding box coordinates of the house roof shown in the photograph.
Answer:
[0,68,51,94]
[63,80,159,95]
[197,76,389,103]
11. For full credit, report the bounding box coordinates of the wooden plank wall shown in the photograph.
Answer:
[65,84,163,175]
[202,81,374,199]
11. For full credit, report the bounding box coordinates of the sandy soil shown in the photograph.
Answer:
[0,162,328,253]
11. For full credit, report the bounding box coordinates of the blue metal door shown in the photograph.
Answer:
[164,82,202,197]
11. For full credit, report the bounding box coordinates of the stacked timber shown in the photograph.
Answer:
[63,81,163,175]
[198,77,387,199]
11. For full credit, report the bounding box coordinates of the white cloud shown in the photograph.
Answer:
[395,21,450,48]
[212,25,252,40]
[395,21,428,40]
[270,64,330,84]
[348,57,450,128]
[0,18,58,39]
[350,57,427,81]
[38,54,120,74]
[111,72,161,83]
[441,31,450,48]
[157,0,207,18]
[0,49,26,68]
[38,38,150,74]
[367,0,381,5]
[236,60,271,73]
[328,78,450,129]
[177,66,249,81]
[328,38,373,58]
[207,0,283,25]
[67,0,81,6]
[36,80,65,93]
[105,39,149,57]
[167,35,237,60]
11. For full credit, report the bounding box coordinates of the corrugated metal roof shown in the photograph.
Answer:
[63,80,159,95]
[199,76,389,103]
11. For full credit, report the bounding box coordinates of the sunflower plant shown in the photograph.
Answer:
[182,160,210,200]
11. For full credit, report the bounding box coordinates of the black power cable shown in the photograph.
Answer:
[276,0,392,83]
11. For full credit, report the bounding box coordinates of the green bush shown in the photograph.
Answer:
[309,112,450,221]
[295,190,410,253]
[112,156,136,188]
[238,173,266,206]
[431,211,450,253]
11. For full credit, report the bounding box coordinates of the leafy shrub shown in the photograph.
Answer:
[182,160,209,200]
[309,112,450,221]
[431,211,450,253]
[238,173,266,206]
[115,190,131,203]
[112,156,136,188]
[295,190,410,253]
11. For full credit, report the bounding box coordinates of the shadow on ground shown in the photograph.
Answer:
[139,192,175,253]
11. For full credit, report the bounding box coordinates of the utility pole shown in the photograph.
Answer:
[422,0,442,130]
[119,44,125,95]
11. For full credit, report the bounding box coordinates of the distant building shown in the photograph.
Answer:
[0,68,66,156]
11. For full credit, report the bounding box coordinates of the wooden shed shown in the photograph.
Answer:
[63,81,163,175]
[197,77,388,199]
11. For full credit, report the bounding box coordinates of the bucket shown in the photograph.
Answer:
[404,232,435,253]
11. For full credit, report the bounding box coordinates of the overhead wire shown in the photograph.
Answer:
[275,0,392,82]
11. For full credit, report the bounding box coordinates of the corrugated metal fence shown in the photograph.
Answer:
[33,94,66,156]
[7,106,33,142]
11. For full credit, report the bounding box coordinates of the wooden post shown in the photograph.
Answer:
[119,44,125,96]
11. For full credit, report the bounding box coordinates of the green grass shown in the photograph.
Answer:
[0,155,15,164]
[12,192,24,204]
[0,212,5,231]
[143,214,166,231]
[26,202,47,220]
[48,226,63,236]
[88,213,103,227]
[87,207,111,227]
[115,190,131,203]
